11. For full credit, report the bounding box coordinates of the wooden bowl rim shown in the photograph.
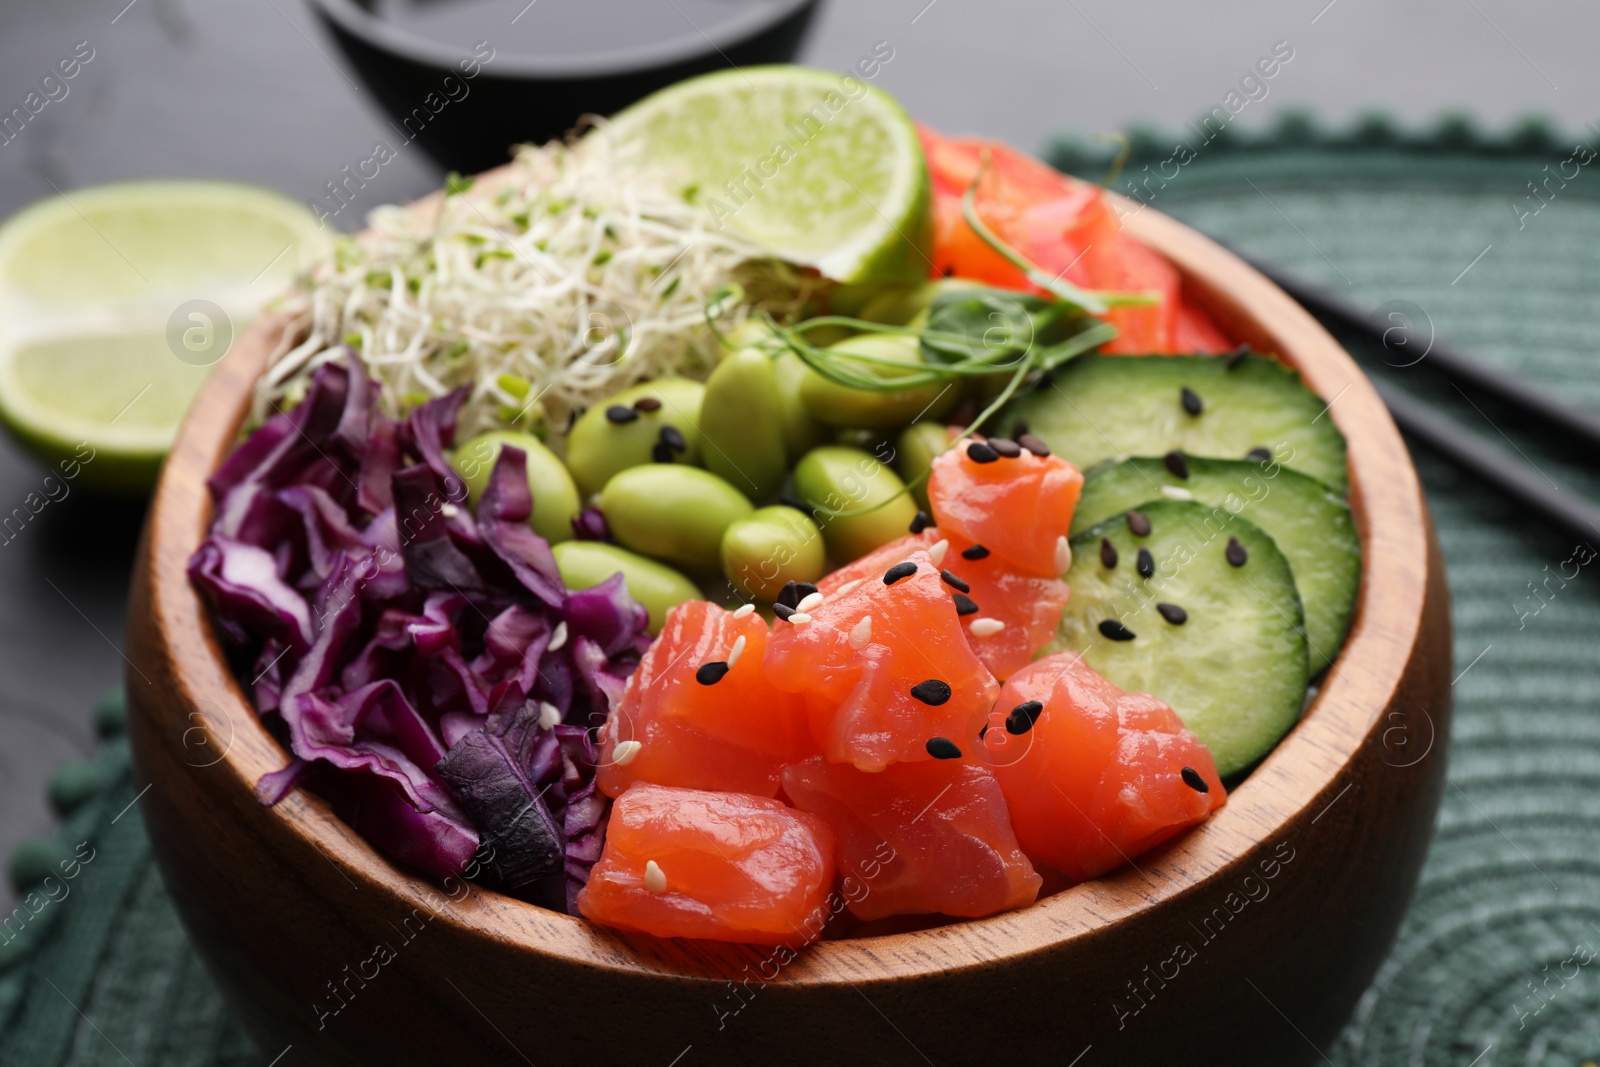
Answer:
[141,189,1427,984]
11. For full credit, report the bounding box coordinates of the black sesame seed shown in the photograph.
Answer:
[1011,420,1030,437]
[926,737,962,760]
[1226,345,1250,370]
[1126,510,1152,537]
[793,582,818,600]
[1136,547,1154,579]
[910,510,933,534]
[1100,538,1119,569]
[952,593,980,616]
[1245,447,1272,463]
[1180,386,1203,416]
[606,404,639,424]
[989,438,1023,458]
[650,441,675,463]
[978,724,989,740]
[883,561,918,585]
[1098,619,1136,641]
[696,661,730,685]
[940,569,970,594]
[776,581,801,608]
[1017,433,1051,458]
[966,441,999,464]
[910,680,953,706]
[1157,602,1188,625]
[962,544,991,561]
[659,425,687,452]
[1226,536,1249,567]
[633,396,663,413]
[1181,766,1210,793]
[772,603,795,621]
[1163,451,1190,480]
[1005,700,1044,735]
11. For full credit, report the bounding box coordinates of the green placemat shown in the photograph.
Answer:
[6,120,1600,1065]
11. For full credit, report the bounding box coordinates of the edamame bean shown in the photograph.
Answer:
[826,281,889,318]
[773,350,831,462]
[792,445,919,563]
[799,333,961,430]
[450,431,583,545]
[715,318,774,361]
[720,506,826,602]
[834,427,896,461]
[699,348,788,502]
[895,421,953,512]
[551,541,700,635]
[856,282,924,326]
[598,465,754,570]
[563,378,705,499]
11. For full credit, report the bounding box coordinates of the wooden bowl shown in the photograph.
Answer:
[126,196,1452,1067]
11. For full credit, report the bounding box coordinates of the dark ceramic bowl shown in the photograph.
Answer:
[308,0,822,171]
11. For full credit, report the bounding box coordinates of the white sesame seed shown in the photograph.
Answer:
[928,539,949,566]
[731,603,756,619]
[834,579,863,597]
[644,860,667,893]
[796,591,824,613]
[1054,535,1072,574]
[537,702,562,730]
[849,615,873,650]
[1160,486,1194,501]
[440,502,460,519]
[727,634,747,669]
[547,620,569,652]
[787,611,813,625]
[969,617,1006,638]
[613,740,642,766]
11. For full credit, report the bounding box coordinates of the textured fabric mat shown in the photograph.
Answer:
[5,121,1600,1065]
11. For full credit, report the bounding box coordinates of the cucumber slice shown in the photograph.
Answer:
[1055,500,1309,777]
[1072,457,1359,675]
[1007,353,1349,491]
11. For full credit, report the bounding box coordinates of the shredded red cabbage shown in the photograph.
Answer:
[188,353,647,907]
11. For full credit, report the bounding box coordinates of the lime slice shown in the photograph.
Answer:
[601,65,931,283]
[0,181,328,493]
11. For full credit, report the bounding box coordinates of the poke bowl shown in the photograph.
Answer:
[126,67,1451,1066]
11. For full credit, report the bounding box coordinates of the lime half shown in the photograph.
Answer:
[602,65,931,283]
[0,181,327,493]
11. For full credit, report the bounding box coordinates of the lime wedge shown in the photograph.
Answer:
[601,65,931,283]
[0,181,328,493]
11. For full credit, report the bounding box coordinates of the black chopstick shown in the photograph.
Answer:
[1370,381,1600,543]
[1250,261,1600,453]
[1241,258,1600,544]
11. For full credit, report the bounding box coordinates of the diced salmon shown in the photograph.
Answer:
[597,601,810,799]
[764,550,998,771]
[818,529,1069,680]
[577,783,835,944]
[982,653,1226,881]
[783,755,1040,920]
[927,439,1083,578]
